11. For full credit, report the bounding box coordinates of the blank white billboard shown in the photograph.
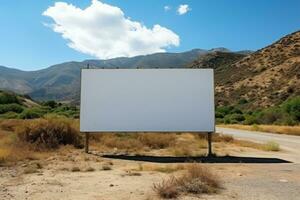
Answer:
[80,69,215,132]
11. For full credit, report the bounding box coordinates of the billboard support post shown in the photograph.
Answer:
[85,132,90,153]
[207,132,213,157]
[84,63,90,154]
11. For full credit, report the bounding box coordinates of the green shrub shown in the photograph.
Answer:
[215,118,224,124]
[282,96,300,121]
[17,116,83,150]
[243,114,258,125]
[0,112,19,119]
[42,100,57,108]
[0,92,19,104]
[19,107,46,119]
[256,108,283,124]
[0,103,24,114]
[238,98,248,105]
[215,111,224,118]
[224,114,245,124]
[216,106,233,116]
[230,113,245,122]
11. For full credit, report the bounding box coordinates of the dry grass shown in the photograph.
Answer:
[138,133,176,149]
[16,116,83,150]
[219,124,300,136]
[92,132,176,152]
[263,141,280,151]
[0,117,281,166]
[138,164,185,173]
[0,119,23,132]
[233,139,280,151]
[153,164,221,198]
[153,177,179,199]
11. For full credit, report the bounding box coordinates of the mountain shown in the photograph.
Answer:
[0,48,241,102]
[190,31,300,108]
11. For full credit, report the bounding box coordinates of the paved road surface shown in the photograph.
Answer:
[216,127,300,162]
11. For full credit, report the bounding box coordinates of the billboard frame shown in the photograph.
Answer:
[80,66,215,156]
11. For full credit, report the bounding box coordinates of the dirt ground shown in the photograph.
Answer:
[1,146,299,200]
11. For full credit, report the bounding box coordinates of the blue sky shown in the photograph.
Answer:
[0,0,300,71]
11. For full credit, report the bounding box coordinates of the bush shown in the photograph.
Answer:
[282,96,300,121]
[229,114,245,122]
[0,112,19,119]
[153,164,221,198]
[243,114,258,125]
[215,111,225,118]
[238,98,248,105]
[177,164,221,194]
[42,100,57,108]
[0,103,24,114]
[19,107,46,119]
[0,92,19,104]
[16,116,83,150]
[153,177,179,199]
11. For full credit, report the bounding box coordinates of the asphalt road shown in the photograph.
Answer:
[216,127,300,162]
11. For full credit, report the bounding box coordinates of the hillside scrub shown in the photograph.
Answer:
[216,96,300,126]
[0,95,80,119]
[0,91,20,104]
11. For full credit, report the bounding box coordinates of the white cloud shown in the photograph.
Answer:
[43,0,180,59]
[177,4,190,15]
[164,5,171,11]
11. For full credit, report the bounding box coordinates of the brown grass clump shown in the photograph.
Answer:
[153,177,179,199]
[16,116,83,150]
[177,164,221,194]
[153,164,221,198]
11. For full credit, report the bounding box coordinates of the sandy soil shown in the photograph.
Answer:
[1,147,300,200]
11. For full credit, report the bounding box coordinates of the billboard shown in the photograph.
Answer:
[80,69,215,132]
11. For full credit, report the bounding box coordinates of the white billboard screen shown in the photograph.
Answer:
[80,69,215,132]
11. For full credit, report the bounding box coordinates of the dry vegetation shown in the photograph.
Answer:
[153,164,221,199]
[0,117,281,166]
[219,124,300,136]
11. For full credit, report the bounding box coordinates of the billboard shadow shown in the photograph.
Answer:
[100,154,291,164]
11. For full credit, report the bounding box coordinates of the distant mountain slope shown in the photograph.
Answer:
[190,31,300,108]
[0,48,237,101]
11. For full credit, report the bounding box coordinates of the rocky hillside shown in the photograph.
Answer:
[190,31,300,108]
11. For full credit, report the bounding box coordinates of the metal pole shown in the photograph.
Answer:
[207,132,212,156]
[85,132,90,153]
[84,63,90,154]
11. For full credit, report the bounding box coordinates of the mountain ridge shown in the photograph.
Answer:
[0,48,250,102]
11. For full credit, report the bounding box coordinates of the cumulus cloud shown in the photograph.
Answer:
[177,4,190,15]
[164,5,171,11]
[43,0,180,59]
